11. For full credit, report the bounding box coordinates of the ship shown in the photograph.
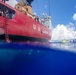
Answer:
[0,0,51,42]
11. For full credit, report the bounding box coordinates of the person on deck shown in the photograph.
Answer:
[35,16,39,22]
[33,13,36,20]
[2,0,6,3]
[2,0,9,3]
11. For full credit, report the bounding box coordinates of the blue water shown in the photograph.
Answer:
[0,42,76,75]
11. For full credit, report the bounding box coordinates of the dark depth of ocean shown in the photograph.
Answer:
[0,42,76,75]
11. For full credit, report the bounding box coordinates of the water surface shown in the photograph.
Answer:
[0,42,76,75]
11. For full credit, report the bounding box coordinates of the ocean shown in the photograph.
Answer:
[0,42,76,75]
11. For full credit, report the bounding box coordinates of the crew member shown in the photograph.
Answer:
[0,11,2,16]
[35,16,39,22]
[2,0,6,3]
[2,0,9,3]
[33,13,36,20]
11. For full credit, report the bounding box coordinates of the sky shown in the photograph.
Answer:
[6,0,76,41]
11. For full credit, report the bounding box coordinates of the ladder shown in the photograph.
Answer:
[3,12,10,43]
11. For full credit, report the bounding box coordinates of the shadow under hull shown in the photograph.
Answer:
[0,34,48,42]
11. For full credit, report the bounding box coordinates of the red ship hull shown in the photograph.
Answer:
[0,1,51,42]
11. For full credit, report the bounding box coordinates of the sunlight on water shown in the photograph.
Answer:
[51,42,76,53]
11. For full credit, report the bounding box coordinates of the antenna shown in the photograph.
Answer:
[48,0,50,16]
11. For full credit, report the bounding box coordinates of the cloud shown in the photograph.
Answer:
[73,13,76,20]
[69,22,74,26]
[6,0,18,7]
[51,24,76,41]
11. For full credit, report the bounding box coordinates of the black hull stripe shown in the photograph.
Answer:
[0,34,48,42]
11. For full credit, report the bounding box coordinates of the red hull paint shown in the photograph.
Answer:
[0,1,51,41]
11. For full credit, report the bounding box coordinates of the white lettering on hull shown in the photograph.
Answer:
[33,24,49,35]
[33,24,36,30]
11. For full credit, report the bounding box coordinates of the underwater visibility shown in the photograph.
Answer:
[0,42,76,75]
